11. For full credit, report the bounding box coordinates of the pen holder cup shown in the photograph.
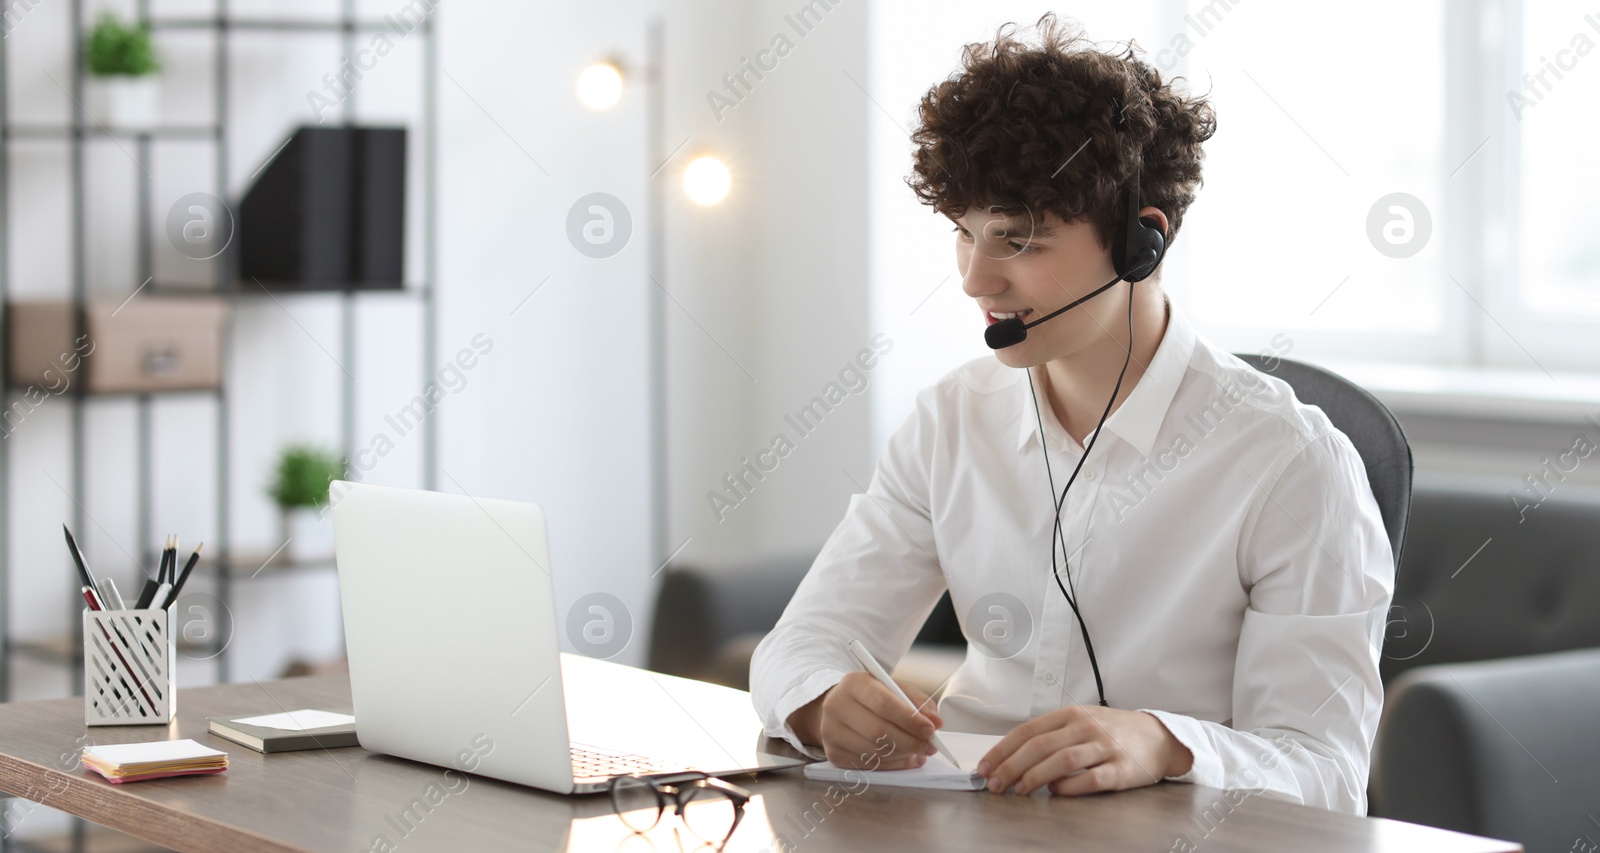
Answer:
[83,606,177,726]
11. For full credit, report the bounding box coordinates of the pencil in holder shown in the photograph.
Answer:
[83,606,177,726]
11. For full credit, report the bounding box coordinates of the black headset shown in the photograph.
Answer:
[983,168,1166,349]
[1113,168,1168,283]
[1024,158,1167,708]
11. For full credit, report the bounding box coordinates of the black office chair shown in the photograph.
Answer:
[1233,353,1414,568]
[1233,353,1415,821]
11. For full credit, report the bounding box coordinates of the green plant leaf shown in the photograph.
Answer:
[86,12,161,77]
[268,445,346,509]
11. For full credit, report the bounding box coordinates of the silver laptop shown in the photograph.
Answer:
[329,480,806,794]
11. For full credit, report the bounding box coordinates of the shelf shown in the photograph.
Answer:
[148,17,405,33]
[145,548,335,578]
[0,0,437,696]
[1,283,429,301]
[10,636,78,665]
[148,283,430,298]
[4,822,171,853]
[223,548,335,576]
[0,385,222,400]
[2,125,220,141]
[10,631,217,664]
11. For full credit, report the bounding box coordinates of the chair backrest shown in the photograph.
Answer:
[1234,354,1414,569]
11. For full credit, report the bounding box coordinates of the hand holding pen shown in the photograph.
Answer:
[847,640,961,768]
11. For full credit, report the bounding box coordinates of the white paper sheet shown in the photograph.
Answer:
[230,709,356,731]
[802,731,1001,790]
[84,739,227,766]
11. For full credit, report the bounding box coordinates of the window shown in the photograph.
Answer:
[1174,0,1446,342]
[1517,0,1600,316]
[868,1,1600,451]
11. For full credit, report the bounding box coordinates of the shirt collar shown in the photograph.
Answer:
[1015,300,1196,458]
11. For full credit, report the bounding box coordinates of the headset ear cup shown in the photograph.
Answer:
[1119,216,1166,282]
[1111,220,1148,281]
[1137,214,1166,279]
[1113,168,1169,281]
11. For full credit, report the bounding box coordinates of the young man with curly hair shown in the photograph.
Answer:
[750,14,1395,815]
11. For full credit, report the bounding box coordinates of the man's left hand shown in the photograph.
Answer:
[977,705,1193,796]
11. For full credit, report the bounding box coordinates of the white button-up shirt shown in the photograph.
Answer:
[750,306,1395,815]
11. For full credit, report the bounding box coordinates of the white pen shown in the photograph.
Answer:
[150,581,173,610]
[95,577,126,611]
[846,639,960,769]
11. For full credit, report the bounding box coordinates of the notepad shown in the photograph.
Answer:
[82,739,228,784]
[208,709,358,753]
[802,731,1000,790]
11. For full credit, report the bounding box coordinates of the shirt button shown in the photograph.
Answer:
[1042,672,1057,685]
[1083,469,1097,482]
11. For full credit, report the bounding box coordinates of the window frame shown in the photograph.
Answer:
[1176,0,1599,376]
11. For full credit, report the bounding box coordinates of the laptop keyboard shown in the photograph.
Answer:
[571,743,665,779]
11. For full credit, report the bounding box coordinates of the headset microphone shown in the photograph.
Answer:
[984,275,1122,350]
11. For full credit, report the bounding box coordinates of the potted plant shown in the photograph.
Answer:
[267,445,345,563]
[85,12,161,128]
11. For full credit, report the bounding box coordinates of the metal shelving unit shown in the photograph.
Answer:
[0,0,438,700]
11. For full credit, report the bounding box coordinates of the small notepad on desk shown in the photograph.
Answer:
[802,731,1000,791]
[82,739,228,784]
[208,708,358,753]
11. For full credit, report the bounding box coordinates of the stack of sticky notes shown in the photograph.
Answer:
[82,739,228,784]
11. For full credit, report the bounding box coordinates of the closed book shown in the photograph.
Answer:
[207,715,358,754]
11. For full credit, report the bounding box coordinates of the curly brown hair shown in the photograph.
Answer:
[907,13,1217,259]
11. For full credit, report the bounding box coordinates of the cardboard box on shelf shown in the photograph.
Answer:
[6,296,228,394]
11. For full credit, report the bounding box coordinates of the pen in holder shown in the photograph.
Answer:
[84,604,176,726]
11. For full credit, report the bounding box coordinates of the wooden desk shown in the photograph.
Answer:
[0,676,1520,852]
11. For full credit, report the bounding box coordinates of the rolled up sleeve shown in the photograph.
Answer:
[1140,431,1395,815]
[749,388,949,756]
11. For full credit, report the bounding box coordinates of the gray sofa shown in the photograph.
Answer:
[1368,477,1600,851]
[650,478,1600,848]
[647,552,965,693]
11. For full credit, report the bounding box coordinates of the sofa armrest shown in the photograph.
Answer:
[1372,646,1600,849]
[648,552,966,682]
[647,554,816,678]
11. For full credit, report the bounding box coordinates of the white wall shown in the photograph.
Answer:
[661,0,875,573]
[436,1,656,662]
